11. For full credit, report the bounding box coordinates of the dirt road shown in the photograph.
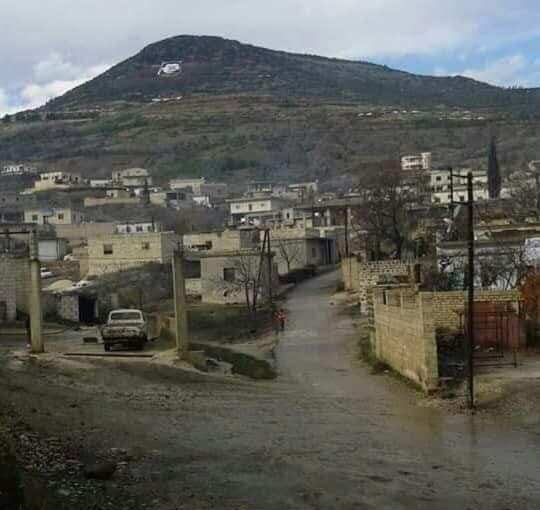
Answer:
[1,271,539,509]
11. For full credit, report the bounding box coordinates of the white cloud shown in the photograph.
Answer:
[461,54,539,86]
[0,58,110,115]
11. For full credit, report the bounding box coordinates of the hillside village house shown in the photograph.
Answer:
[87,231,179,276]
[2,164,37,176]
[33,171,84,191]
[150,190,194,208]
[24,207,87,225]
[183,229,276,304]
[268,226,338,275]
[431,168,488,204]
[115,221,162,234]
[112,168,152,187]
[170,177,228,206]
[401,152,432,172]
[227,197,289,226]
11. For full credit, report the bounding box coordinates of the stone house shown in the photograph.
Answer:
[33,171,83,191]
[268,227,337,276]
[227,197,289,226]
[87,231,180,276]
[112,168,152,187]
[24,207,87,225]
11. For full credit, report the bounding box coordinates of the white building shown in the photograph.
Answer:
[1,164,37,176]
[401,152,432,172]
[33,171,83,191]
[115,221,162,234]
[90,179,112,188]
[430,168,489,204]
[227,197,289,226]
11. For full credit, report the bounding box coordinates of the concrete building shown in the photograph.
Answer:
[184,229,259,252]
[33,171,83,191]
[185,249,276,304]
[401,152,432,172]
[269,227,337,276]
[430,168,488,204]
[84,188,141,207]
[1,164,37,176]
[115,221,162,234]
[24,207,87,225]
[170,177,206,193]
[150,190,194,208]
[228,197,289,226]
[112,168,152,187]
[87,231,179,276]
[170,178,227,205]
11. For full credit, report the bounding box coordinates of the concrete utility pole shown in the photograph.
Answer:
[29,230,44,353]
[172,247,189,357]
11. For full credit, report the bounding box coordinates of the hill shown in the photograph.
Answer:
[47,35,540,112]
[2,35,540,184]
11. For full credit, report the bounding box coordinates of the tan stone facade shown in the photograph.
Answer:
[426,289,521,330]
[87,232,179,276]
[373,288,439,392]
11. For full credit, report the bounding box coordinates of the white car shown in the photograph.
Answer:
[40,268,54,279]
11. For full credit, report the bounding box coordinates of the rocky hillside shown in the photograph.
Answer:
[2,35,540,183]
[46,35,540,112]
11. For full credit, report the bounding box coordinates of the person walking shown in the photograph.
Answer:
[276,308,287,332]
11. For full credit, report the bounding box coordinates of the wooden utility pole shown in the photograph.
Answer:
[172,247,189,357]
[266,229,273,307]
[29,230,44,353]
[447,169,475,410]
[466,172,475,410]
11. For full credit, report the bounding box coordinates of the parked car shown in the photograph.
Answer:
[100,309,148,352]
[40,267,54,279]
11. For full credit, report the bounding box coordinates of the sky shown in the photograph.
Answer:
[2,0,540,115]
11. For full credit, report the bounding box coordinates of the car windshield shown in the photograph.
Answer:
[109,312,142,321]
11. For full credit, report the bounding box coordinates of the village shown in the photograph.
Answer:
[1,146,540,509]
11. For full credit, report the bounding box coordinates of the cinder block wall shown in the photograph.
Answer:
[373,288,439,392]
[425,289,521,330]
[341,257,412,306]
[0,256,18,321]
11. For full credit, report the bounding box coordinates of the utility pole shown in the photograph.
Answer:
[466,172,475,410]
[29,230,44,353]
[266,229,273,308]
[447,169,475,410]
[172,246,189,357]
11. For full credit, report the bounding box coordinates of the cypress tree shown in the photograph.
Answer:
[488,137,501,199]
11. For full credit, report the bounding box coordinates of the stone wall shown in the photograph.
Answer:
[373,288,439,392]
[425,289,521,330]
[54,223,117,246]
[342,257,413,307]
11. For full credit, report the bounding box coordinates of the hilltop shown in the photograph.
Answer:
[2,35,540,183]
[46,35,540,112]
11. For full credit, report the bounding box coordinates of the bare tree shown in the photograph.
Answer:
[351,163,418,260]
[275,238,304,274]
[216,252,264,314]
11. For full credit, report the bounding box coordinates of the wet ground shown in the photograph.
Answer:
[1,271,540,509]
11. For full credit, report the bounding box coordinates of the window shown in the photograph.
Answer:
[32,214,38,221]
[459,196,465,202]
[141,242,150,250]
[126,226,132,233]
[436,176,442,181]
[57,213,64,220]
[312,247,317,258]
[146,226,152,232]
[223,268,236,282]
[103,244,113,255]
[248,204,253,211]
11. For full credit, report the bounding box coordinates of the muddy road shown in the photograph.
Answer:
[1,271,539,509]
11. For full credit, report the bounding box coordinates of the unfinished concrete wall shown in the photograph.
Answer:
[0,256,19,322]
[426,289,521,330]
[373,288,439,392]
[342,258,412,306]
[12,257,31,315]
[54,223,117,245]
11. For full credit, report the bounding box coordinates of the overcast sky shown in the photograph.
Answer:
[2,0,540,115]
